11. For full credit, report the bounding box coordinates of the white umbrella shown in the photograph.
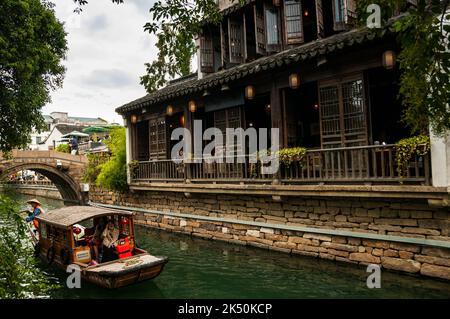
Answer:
[61,131,89,138]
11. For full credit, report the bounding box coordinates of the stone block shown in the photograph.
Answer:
[374,218,417,227]
[383,249,399,257]
[288,236,313,245]
[321,242,358,252]
[381,257,421,273]
[303,234,332,242]
[411,211,433,219]
[420,263,450,280]
[349,253,380,264]
[414,254,450,267]
[245,229,261,237]
[421,247,450,259]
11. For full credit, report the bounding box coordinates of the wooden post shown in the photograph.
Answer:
[271,80,283,184]
[184,103,193,183]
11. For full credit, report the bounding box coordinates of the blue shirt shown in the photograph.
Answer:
[25,207,42,222]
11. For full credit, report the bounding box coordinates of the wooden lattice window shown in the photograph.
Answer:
[254,3,266,55]
[341,79,367,146]
[319,75,367,148]
[319,85,341,148]
[284,0,304,44]
[149,117,167,160]
[200,35,214,73]
[213,107,243,158]
[228,17,245,64]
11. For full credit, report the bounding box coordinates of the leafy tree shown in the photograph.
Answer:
[55,143,70,153]
[96,127,128,191]
[0,192,58,298]
[356,0,450,136]
[0,0,67,153]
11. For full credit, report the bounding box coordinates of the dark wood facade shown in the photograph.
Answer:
[118,0,431,186]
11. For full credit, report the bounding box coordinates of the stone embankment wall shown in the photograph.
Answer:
[89,186,450,281]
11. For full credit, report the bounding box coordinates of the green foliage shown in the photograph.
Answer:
[357,1,450,136]
[128,160,140,179]
[55,143,70,153]
[96,127,128,191]
[0,0,67,152]
[0,194,58,298]
[140,0,224,92]
[277,147,307,166]
[83,153,107,183]
[395,135,431,179]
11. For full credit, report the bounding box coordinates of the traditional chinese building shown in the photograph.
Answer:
[109,0,450,279]
[117,0,449,189]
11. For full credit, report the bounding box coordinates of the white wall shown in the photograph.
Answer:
[430,131,450,188]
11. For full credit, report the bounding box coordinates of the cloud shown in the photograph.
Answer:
[85,15,109,31]
[83,69,136,88]
[129,0,156,13]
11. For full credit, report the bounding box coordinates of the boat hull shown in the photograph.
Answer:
[38,248,168,289]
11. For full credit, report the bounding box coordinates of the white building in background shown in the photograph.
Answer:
[28,112,110,150]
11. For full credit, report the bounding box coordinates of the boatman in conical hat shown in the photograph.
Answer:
[25,198,46,230]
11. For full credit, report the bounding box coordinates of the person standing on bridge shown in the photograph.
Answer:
[70,137,78,155]
[25,199,45,230]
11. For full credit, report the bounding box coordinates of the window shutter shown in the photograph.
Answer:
[200,35,214,73]
[316,0,324,39]
[149,117,167,160]
[284,0,304,44]
[228,17,244,64]
[254,3,266,55]
[264,3,281,52]
[220,21,229,67]
[333,0,357,31]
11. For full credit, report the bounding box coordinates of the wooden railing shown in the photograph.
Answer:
[131,144,431,185]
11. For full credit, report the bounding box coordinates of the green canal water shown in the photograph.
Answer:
[12,195,450,298]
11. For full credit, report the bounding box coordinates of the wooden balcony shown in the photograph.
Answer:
[131,144,431,186]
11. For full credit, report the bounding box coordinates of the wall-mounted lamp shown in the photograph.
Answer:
[130,114,138,124]
[180,115,185,127]
[188,100,197,113]
[382,50,396,70]
[289,73,300,89]
[314,103,319,110]
[166,105,174,116]
[304,10,309,17]
[245,85,255,100]
[265,104,271,112]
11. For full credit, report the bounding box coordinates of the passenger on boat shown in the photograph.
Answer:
[101,220,120,263]
[25,199,45,230]
[90,217,107,262]
[73,224,86,246]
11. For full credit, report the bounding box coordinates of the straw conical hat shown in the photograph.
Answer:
[26,198,42,206]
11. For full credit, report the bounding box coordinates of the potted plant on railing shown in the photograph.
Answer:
[395,135,430,182]
[277,147,307,179]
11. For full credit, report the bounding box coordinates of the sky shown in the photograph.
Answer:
[44,0,160,124]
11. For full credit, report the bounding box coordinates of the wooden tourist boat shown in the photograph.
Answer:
[29,206,168,289]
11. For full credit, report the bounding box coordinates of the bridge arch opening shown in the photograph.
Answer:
[1,163,85,204]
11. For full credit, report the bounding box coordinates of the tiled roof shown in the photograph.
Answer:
[116,26,392,115]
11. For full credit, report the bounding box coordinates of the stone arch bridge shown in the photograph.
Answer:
[0,150,88,204]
